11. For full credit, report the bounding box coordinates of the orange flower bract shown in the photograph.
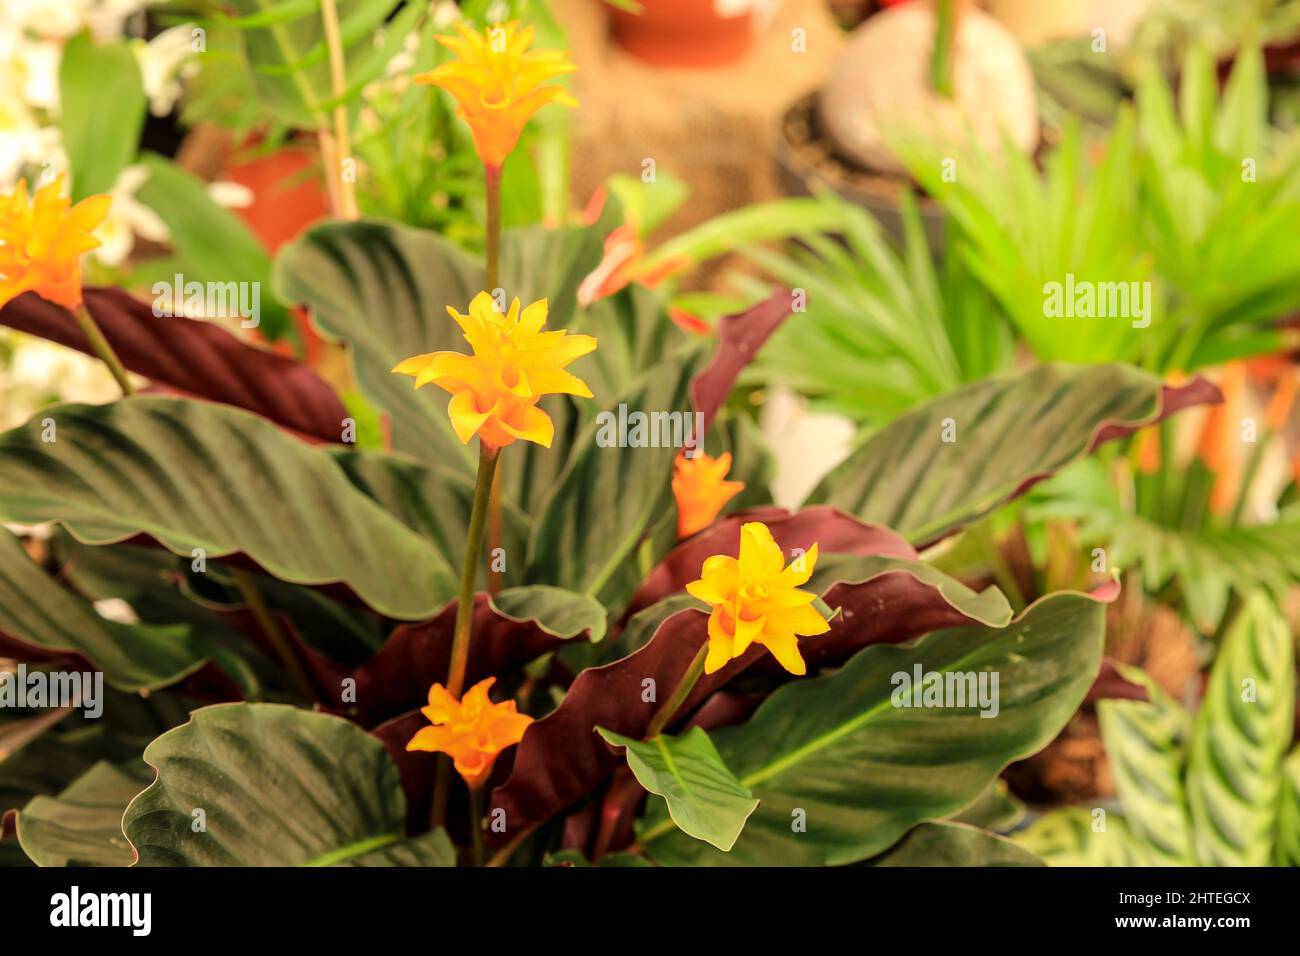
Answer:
[416,20,577,169]
[673,451,745,538]
[406,677,533,786]
[0,175,110,310]
[392,292,597,449]
[686,521,831,676]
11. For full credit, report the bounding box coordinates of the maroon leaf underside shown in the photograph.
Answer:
[487,531,1012,846]
[626,504,917,618]
[0,623,247,705]
[0,288,346,442]
[360,596,602,831]
[344,594,597,728]
[690,288,792,431]
[1007,376,1223,508]
[1085,657,1151,703]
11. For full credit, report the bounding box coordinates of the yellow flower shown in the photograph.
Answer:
[672,451,745,538]
[392,291,596,448]
[0,175,110,310]
[406,677,533,786]
[415,21,577,168]
[686,521,831,676]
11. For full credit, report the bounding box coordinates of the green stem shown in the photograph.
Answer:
[447,441,500,699]
[230,567,317,703]
[645,642,709,739]
[430,758,452,835]
[73,304,133,396]
[483,161,504,596]
[929,0,956,98]
[484,162,502,295]
[1229,429,1271,526]
[469,785,486,866]
[485,823,535,867]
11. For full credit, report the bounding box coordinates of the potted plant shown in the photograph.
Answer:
[603,0,778,67]
[776,0,1039,249]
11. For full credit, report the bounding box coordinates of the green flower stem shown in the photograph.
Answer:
[73,303,134,396]
[483,161,505,596]
[645,642,709,739]
[469,785,487,866]
[1229,428,1272,525]
[230,566,317,703]
[448,440,500,698]
[430,441,500,833]
[484,162,502,295]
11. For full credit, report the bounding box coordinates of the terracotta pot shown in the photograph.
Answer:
[222,135,330,256]
[606,0,760,68]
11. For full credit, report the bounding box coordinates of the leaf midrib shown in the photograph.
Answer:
[302,831,403,866]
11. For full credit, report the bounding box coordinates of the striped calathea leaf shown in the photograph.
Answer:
[0,396,460,620]
[1185,593,1295,865]
[1019,592,1297,867]
[123,703,453,866]
[808,362,1220,546]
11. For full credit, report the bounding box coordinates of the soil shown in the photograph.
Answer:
[779,91,927,203]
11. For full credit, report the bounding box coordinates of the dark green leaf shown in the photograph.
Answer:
[16,761,151,866]
[0,398,457,620]
[809,363,1199,545]
[871,821,1043,867]
[124,703,414,865]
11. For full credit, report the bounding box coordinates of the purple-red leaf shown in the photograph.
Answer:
[0,288,346,442]
[690,288,791,431]
[345,592,600,728]
[627,504,916,616]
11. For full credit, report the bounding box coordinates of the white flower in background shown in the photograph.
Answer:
[134,23,198,116]
[91,164,170,267]
[432,1,461,28]
[84,0,158,42]
[382,26,423,78]
[6,0,157,42]
[0,98,62,191]
[0,333,122,431]
[5,0,97,39]
[0,33,62,111]
[207,179,254,209]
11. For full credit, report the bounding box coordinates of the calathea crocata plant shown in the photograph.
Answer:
[0,21,1220,868]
